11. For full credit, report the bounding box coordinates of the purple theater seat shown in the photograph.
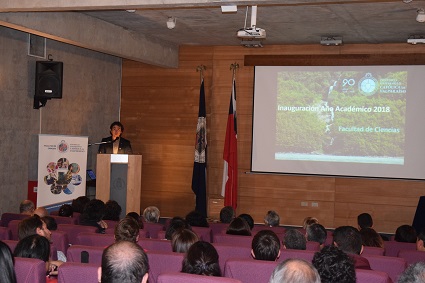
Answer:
[66,245,104,264]
[77,232,115,247]
[209,223,229,238]
[157,230,166,239]
[278,249,316,262]
[103,220,119,230]
[384,241,416,257]
[57,224,97,245]
[57,262,99,283]
[355,269,392,283]
[306,241,320,251]
[362,246,385,256]
[3,239,18,252]
[138,238,172,252]
[213,243,252,273]
[14,257,46,283]
[8,219,21,240]
[158,272,242,283]
[51,230,70,254]
[363,254,407,283]
[398,249,425,265]
[192,226,212,242]
[144,222,164,239]
[224,258,278,283]
[146,250,185,283]
[0,226,11,240]
[0,213,29,227]
[325,230,334,246]
[213,234,254,247]
[251,225,286,235]
[49,215,77,225]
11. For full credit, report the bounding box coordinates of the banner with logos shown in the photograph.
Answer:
[37,134,88,207]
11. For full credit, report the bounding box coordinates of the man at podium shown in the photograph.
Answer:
[98,121,133,154]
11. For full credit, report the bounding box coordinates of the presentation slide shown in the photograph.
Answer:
[252,65,425,179]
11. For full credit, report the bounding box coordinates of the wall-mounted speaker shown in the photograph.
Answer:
[35,61,63,99]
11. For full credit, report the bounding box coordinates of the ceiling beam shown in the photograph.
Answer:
[0,12,179,68]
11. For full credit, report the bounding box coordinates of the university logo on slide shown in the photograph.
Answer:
[359,73,378,96]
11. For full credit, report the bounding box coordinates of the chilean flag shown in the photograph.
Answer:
[221,77,238,209]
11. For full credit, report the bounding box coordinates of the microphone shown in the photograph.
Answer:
[88,139,115,146]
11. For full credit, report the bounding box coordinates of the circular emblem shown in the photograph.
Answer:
[58,140,68,153]
[359,73,378,96]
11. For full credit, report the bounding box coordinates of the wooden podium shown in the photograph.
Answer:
[96,154,142,214]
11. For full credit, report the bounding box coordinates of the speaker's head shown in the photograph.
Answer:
[35,61,63,99]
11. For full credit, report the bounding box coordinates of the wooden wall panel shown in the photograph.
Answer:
[121,44,425,232]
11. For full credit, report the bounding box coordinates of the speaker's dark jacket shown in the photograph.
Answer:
[98,136,133,154]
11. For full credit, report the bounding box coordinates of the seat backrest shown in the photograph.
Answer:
[278,248,316,262]
[0,226,11,240]
[398,249,425,265]
[158,272,242,283]
[77,232,115,247]
[143,222,164,239]
[57,224,97,245]
[66,245,104,265]
[306,241,320,251]
[224,258,277,283]
[213,243,252,274]
[57,262,99,283]
[362,246,385,256]
[1,213,28,227]
[157,230,166,239]
[355,269,392,283]
[3,239,18,252]
[8,219,21,240]
[51,230,70,254]
[103,220,119,230]
[192,226,212,242]
[146,250,184,283]
[363,254,407,283]
[14,257,46,283]
[213,234,253,247]
[384,241,416,257]
[252,225,286,235]
[209,223,229,239]
[49,215,77,225]
[325,230,334,246]
[139,238,172,252]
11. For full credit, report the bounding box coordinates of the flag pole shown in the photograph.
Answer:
[230,62,239,78]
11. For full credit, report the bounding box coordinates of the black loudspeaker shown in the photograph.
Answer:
[412,196,425,233]
[35,61,63,99]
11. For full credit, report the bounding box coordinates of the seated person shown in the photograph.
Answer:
[395,224,417,243]
[165,217,191,240]
[302,216,319,230]
[219,206,235,224]
[103,200,122,221]
[238,213,254,231]
[79,199,108,233]
[143,206,160,223]
[71,196,90,214]
[270,259,321,283]
[306,223,327,249]
[251,230,281,261]
[416,228,425,251]
[181,241,221,276]
[359,227,384,248]
[226,217,251,236]
[397,261,425,283]
[126,212,144,229]
[333,225,371,270]
[0,241,17,283]
[41,216,58,231]
[58,204,73,217]
[264,210,280,227]
[171,228,199,253]
[312,245,356,283]
[357,213,373,230]
[115,216,140,243]
[185,210,209,227]
[34,207,48,218]
[19,199,35,216]
[283,229,307,250]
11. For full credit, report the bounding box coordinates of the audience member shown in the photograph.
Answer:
[71,196,90,214]
[171,228,199,253]
[359,227,384,248]
[34,207,48,218]
[302,217,319,230]
[19,199,35,215]
[333,226,370,270]
[395,225,417,243]
[126,212,144,229]
[42,216,58,231]
[264,210,280,227]
[143,206,160,223]
[99,240,149,283]
[312,245,356,283]
[219,206,235,223]
[416,228,425,251]
[307,223,327,249]
[0,241,17,283]
[58,204,74,217]
[251,230,281,261]
[79,199,108,233]
[238,213,254,230]
[397,261,425,283]
[115,216,140,243]
[18,215,51,241]
[165,216,191,240]
[269,258,321,283]
[357,213,373,230]
[185,210,209,227]
[14,234,62,276]
[226,217,251,236]
[283,229,307,250]
[104,200,122,221]
[181,241,221,276]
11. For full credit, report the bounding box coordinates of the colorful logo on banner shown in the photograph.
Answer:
[44,158,82,195]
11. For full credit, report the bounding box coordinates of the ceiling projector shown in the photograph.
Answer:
[237,27,266,39]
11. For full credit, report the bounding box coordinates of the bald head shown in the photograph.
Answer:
[34,207,48,218]
[19,200,35,215]
[269,259,321,283]
[100,241,149,283]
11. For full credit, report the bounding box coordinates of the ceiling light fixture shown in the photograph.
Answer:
[126,10,136,13]
[407,35,425,44]
[167,17,176,29]
[402,0,413,3]
[417,9,425,22]
[320,36,343,46]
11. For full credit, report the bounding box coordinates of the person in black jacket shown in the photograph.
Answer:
[98,121,132,154]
